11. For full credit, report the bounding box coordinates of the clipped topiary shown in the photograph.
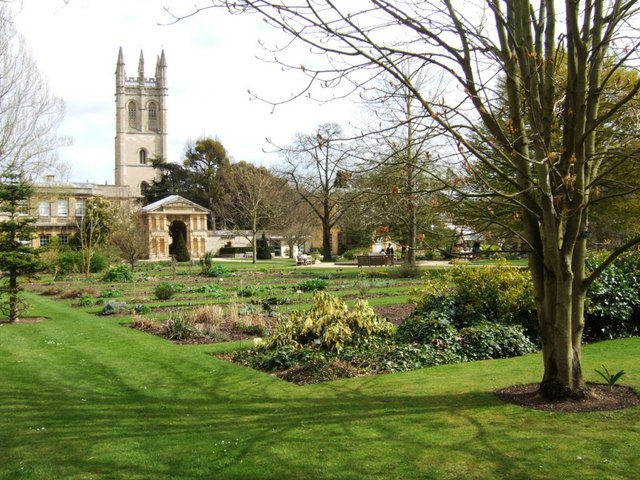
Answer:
[256,232,272,260]
[173,233,191,262]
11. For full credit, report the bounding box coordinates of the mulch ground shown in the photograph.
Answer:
[373,304,415,324]
[495,383,639,412]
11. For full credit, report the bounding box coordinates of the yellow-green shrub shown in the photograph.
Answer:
[265,292,393,353]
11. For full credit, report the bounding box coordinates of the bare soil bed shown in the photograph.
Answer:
[495,383,639,412]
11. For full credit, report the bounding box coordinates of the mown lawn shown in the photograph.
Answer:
[0,291,638,480]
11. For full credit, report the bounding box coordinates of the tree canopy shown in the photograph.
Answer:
[143,137,231,229]
[199,0,640,399]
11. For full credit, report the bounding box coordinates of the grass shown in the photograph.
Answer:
[0,291,638,479]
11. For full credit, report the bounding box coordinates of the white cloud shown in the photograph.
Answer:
[10,0,355,183]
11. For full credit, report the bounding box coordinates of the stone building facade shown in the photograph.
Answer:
[9,48,331,259]
[18,49,214,259]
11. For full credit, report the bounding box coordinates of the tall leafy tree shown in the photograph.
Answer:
[143,137,231,229]
[0,176,43,323]
[203,0,640,399]
[182,137,231,229]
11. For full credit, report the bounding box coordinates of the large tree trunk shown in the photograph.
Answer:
[530,229,588,399]
[8,268,18,323]
[538,269,587,399]
[322,218,332,261]
[406,200,416,266]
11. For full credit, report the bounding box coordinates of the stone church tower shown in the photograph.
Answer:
[114,47,167,196]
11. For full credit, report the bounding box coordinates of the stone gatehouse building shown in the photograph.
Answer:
[15,48,339,259]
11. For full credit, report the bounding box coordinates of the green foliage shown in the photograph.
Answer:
[154,282,182,300]
[341,249,368,260]
[295,278,328,292]
[189,283,224,297]
[0,176,43,322]
[585,251,640,340]
[237,285,260,297]
[396,311,459,347]
[99,301,130,316]
[256,232,272,260]
[203,264,231,278]
[133,304,151,314]
[88,252,109,273]
[172,233,191,262]
[59,251,108,275]
[594,365,626,390]
[102,264,134,282]
[162,314,193,340]
[198,251,214,274]
[389,264,422,279]
[57,251,83,275]
[410,260,537,338]
[265,292,393,353]
[78,295,94,307]
[78,197,117,276]
[99,288,123,298]
[459,322,536,360]
[395,313,535,363]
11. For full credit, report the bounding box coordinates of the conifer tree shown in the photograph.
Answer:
[256,232,272,260]
[0,176,43,322]
[173,232,191,262]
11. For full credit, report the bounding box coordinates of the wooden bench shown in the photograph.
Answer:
[356,254,394,267]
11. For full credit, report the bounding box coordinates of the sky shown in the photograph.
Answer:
[10,0,355,184]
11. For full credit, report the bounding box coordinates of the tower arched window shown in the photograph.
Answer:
[139,148,148,165]
[148,102,158,131]
[128,101,138,129]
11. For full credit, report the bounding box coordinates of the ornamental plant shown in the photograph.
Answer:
[265,292,393,353]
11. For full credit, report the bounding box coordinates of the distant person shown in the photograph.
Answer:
[472,241,480,259]
[386,243,394,256]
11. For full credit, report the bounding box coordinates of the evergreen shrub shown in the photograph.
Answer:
[295,278,328,292]
[585,250,640,340]
[154,282,182,300]
[203,264,231,278]
[173,234,191,262]
[256,233,272,260]
[459,322,536,360]
[102,264,133,282]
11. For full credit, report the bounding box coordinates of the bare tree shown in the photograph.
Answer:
[0,5,68,180]
[78,197,116,276]
[276,123,359,261]
[274,185,316,258]
[109,207,148,272]
[215,161,283,264]
[191,1,640,399]
[356,70,449,265]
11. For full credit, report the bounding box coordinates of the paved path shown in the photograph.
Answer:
[300,260,452,268]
